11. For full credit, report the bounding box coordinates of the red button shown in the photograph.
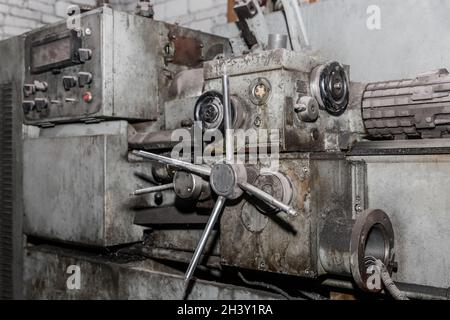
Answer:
[83,91,93,103]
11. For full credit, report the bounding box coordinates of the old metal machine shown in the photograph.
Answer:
[1,0,449,300]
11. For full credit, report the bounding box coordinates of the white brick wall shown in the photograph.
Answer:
[0,0,97,40]
[0,0,229,41]
[153,0,228,33]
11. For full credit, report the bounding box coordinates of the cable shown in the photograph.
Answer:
[237,272,303,300]
[365,256,409,300]
[375,259,409,300]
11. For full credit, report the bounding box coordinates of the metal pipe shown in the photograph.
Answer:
[321,278,449,300]
[222,72,234,164]
[184,196,226,284]
[131,183,174,196]
[132,150,211,177]
[239,182,297,216]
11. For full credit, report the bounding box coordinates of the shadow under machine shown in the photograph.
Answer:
[0,1,449,300]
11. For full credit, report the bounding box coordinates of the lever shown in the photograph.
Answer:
[132,65,297,292]
[131,183,174,196]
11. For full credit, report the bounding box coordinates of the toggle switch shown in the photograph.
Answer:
[78,72,93,87]
[34,98,48,112]
[78,48,92,63]
[62,76,77,91]
[23,84,36,97]
[33,80,48,92]
[22,101,35,114]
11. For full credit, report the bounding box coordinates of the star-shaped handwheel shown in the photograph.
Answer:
[132,71,297,285]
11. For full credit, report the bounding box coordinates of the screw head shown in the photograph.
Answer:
[254,83,267,99]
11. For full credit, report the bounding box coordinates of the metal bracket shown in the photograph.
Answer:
[234,0,270,50]
[280,0,310,51]
[350,160,367,219]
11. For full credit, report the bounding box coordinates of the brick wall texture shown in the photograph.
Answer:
[0,0,228,41]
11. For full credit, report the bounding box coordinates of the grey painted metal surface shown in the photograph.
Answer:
[147,229,220,256]
[215,0,450,83]
[13,2,450,298]
[23,245,279,300]
[0,35,25,299]
[349,152,450,288]
[280,0,310,51]
[23,7,158,124]
[22,7,231,126]
[362,69,450,139]
[23,121,149,247]
[203,49,364,153]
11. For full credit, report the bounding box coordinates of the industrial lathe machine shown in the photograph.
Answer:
[0,0,449,300]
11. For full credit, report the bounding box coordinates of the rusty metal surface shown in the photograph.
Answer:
[122,246,221,269]
[147,229,220,256]
[203,50,365,153]
[171,36,204,67]
[23,245,279,300]
[318,212,354,277]
[220,159,312,277]
[165,25,231,68]
[204,49,321,80]
[220,155,352,279]
[142,52,365,286]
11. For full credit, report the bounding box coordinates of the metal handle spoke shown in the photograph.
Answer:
[132,150,211,177]
[222,72,234,164]
[184,196,226,284]
[131,183,174,196]
[239,182,297,216]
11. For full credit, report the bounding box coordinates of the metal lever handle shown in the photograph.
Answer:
[239,181,297,216]
[132,150,211,177]
[184,196,226,284]
[133,67,297,291]
[222,72,234,164]
[184,71,233,286]
[131,183,174,196]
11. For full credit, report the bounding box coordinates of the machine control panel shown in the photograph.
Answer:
[23,14,101,125]
[21,7,233,126]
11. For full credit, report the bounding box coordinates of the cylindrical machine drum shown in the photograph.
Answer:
[319,209,395,292]
[362,68,450,139]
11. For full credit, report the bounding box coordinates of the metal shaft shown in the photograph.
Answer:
[281,0,309,51]
[239,182,297,216]
[222,72,234,164]
[132,150,211,177]
[184,196,226,284]
[132,183,174,196]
